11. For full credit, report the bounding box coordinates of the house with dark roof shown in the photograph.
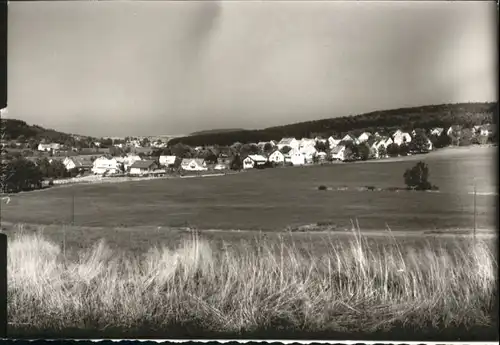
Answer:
[63,156,94,171]
[129,160,159,175]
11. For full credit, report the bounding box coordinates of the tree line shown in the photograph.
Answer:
[167,102,496,147]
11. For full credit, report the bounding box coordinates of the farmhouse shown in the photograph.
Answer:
[159,155,177,167]
[181,158,208,171]
[331,145,346,161]
[277,138,299,150]
[91,157,121,175]
[37,143,61,152]
[243,155,268,169]
[129,160,159,175]
[268,149,286,164]
[63,156,93,172]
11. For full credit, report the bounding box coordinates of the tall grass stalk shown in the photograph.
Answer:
[6,229,497,335]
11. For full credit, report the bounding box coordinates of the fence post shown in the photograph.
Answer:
[0,232,7,338]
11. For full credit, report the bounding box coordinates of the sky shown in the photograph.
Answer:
[7,1,498,138]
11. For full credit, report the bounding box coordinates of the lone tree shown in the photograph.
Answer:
[230,154,243,171]
[403,161,434,191]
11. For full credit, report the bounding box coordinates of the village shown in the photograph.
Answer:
[1,123,495,185]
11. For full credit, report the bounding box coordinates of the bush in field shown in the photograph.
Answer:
[386,143,400,157]
[318,185,327,191]
[403,161,435,191]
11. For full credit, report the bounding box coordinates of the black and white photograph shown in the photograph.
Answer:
[0,0,498,341]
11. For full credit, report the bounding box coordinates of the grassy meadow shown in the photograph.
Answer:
[6,228,498,340]
[1,146,497,232]
[2,146,498,339]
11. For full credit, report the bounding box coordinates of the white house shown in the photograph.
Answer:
[129,160,159,175]
[299,145,317,163]
[277,138,299,150]
[328,136,341,148]
[393,129,404,138]
[357,132,371,143]
[430,127,444,136]
[37,143,61,152]
[393,132,412,146]
[268,150,286,164]
[91,157,121,175]
[289,150,306,166]
[181,158,208,171]
[242,155,268,169]
[63,156,93,172]
[159,155,177,167]
[331,145,347,161]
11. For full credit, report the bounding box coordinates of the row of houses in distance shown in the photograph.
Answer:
[19,123,496,177]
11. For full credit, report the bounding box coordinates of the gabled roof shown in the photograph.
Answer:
[245,154,267,162]
[278,137,297,145]
[130,160,157,169]
[181,158,205,166]
[68,156,93,168]
[331,145,346,154]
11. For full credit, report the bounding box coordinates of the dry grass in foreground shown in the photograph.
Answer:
[6,227,498,339]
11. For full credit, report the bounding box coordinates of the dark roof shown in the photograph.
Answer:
[70,156,94,168]
[130,160,157,169]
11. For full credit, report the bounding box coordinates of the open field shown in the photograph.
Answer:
[3,146,498,340]
[1,146,497,232]
[6,230,498,340]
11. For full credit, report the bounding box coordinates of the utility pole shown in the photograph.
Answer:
[473,178,477,241]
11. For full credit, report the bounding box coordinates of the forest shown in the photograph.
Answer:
[167,102,496,147]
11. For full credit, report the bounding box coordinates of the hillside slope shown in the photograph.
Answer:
[1,118,94,143]
[168,102,496,147]
[190,128,245,136]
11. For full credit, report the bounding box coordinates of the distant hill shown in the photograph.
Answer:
[1,118,95,143]
[168,102,497,147]
[190,128,245,136]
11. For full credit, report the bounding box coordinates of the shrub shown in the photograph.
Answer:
[318,185,327,191]
[403,161,435,191]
